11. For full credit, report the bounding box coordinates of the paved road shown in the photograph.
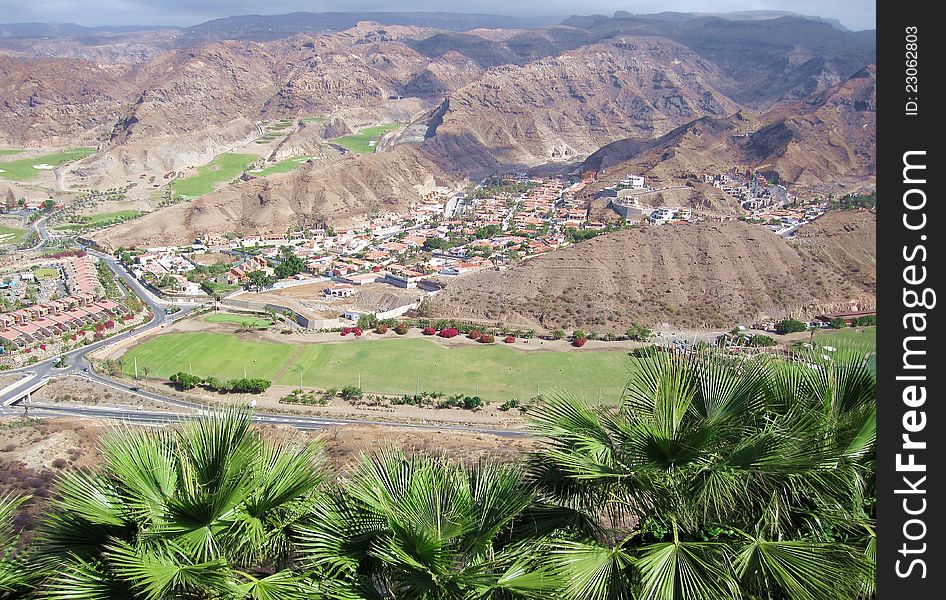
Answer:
[0,251,195,412]
[0,251,529,437]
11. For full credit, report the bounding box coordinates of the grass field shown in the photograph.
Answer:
[253,156,314,176]
[201,281,241,294]
[331,123,402,154]
[32,267,61,279]
[0,147,96,181]
[121,333,637,402]
[0,225,28,245]
[204,313,274,328]
[0,150,22,156]
[55,210,145,231]
[811,326,876,349]
[170,153,256,199]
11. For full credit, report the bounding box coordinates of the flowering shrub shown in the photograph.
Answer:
[468,329,482,340]
[438,328,459,338]
[572,337,586,347]
[341,326,352,336]
[394,323,409,335]
[422,326,437,336]
[24,348,31,354]
[353,327,363,337]
[40,344,47,350]
[375,324,388,334]
[478,334,495,344]
[104,320,115,329]
[504,336,515,344]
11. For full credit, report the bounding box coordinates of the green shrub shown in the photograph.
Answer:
[775,318,808,335]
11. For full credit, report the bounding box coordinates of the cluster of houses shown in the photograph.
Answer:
[125,173,710,303]
[597,175,692,225]
[0,255,127,348]
[171,176,594,291]
[649,207,693,224]
[702,169,789,211]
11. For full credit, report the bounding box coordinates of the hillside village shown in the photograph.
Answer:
[0,251,149,365]
[79,167,846,334]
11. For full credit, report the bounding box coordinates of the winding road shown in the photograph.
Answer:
[0,251,528,437]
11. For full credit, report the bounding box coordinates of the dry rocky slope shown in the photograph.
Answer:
[0,13,875,247]
[429,211,876,330]
[582,65,876,194]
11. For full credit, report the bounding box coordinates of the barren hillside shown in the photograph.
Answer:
[95,144,457,247]
[581,66,875,194]
[429,214,876,330]
[791,209,876,290]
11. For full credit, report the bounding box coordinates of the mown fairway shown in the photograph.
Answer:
[331,123,402,154]
[121,333,637,402]
[0,147,96,180]
[811,326,876,349]
[55,210,145,230]
[254,156,315,176]
[204,313,275,327]
[0,224,28,244]
[170,153,256,198]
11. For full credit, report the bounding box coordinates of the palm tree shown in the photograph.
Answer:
[299,450,566,599]
[37,407,325,599]
[528,346,876,600]
[0,493,36,598]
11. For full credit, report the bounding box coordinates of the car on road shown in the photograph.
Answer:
[129,386,140,392]
[82,367,88,372]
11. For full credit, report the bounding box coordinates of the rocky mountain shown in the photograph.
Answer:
[428,212,876,331]
[180,12,562,43]
[0,56,133,146]
[581,65,875,194]
[426,38,742,165]
[0,12,875,247]
[561,14,875,105]
[94,144,456,247]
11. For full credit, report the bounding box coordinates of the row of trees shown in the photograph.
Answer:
[1,347,875,599]
[170,372,271,393]
[776,315,876,335]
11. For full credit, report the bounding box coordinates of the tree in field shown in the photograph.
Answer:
[355,313,378,330]
[37,407,325,599]
[299,451,562,599]
[775,318,808,335]
[273,246,305,279]
[247,270,274,292]
[527,347,876,600]
[169,372,202,390]
[625,322,653,341]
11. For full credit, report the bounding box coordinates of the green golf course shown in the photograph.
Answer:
[331,123,402,154]
[0,147,96,181]
[170,153,256,198]
[204,313,275,328]
[253,156,315,177]
[0,224,28,245]
[55,210,145,230]
[811,326,876,349]
[121,333,637,403]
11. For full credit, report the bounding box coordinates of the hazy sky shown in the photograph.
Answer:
[0,0,876,31]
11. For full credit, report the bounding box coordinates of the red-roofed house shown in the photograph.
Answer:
[0,329,29,347]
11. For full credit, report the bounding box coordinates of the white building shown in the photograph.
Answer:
[619,175,646,190]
